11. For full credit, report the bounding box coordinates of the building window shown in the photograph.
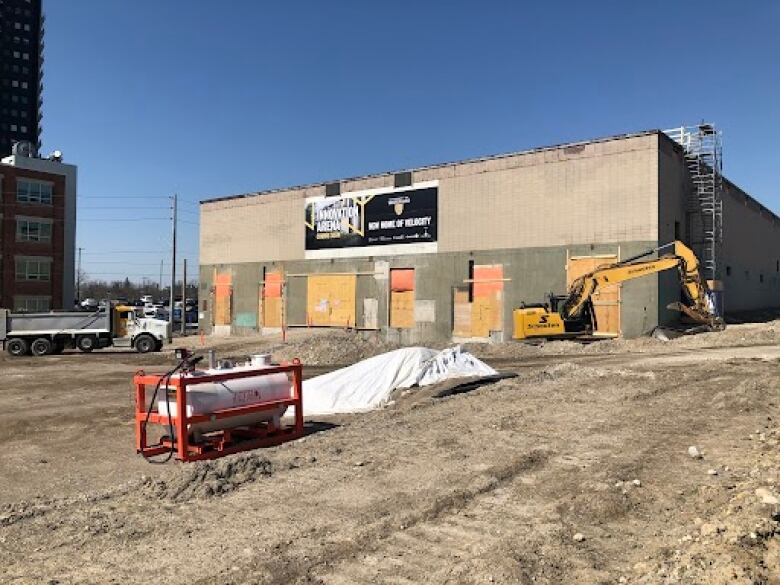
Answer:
[17,180,53,204]
[14,296,50,312]
[726,265,731,277]
[15,257,51,281]
[674,221,681,240]
[760,273,764,284]
[17,218,52,242]
[325,182,341,197]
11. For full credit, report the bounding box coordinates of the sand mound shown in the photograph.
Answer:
[270,331,403,365]
[140,454,273,502]
[532,362,656,382]
[711,378,775,413]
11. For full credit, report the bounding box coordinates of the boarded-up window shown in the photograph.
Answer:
[306,274,357,327]
[390,268,415,329]
[213,272,232,326]
[471,264,503,338]
[567,255,620,336]
[453,264,504,338]
[263,271,283,328]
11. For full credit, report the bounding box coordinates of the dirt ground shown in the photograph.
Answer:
[1,323,779,584]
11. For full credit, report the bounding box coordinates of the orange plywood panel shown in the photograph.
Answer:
[473,265,504,297]
[390,268,415,292]
[265,272,282,298]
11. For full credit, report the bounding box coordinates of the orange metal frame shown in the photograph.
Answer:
[134,360,303,462]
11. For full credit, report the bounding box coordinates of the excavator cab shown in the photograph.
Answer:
[513,293,592,340]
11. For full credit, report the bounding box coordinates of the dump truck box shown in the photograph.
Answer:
[0,309,112,339]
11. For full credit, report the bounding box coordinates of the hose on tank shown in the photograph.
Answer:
[140,354,202,463]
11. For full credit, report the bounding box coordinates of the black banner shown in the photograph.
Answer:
[305,186,437,251]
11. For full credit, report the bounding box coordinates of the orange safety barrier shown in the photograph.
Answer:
[134,360,303,462]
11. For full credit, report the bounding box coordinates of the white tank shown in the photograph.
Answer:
[158,361,292,439]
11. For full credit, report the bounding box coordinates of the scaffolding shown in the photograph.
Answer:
[664,124,723,282]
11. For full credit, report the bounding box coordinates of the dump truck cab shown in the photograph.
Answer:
[112,303,168,353]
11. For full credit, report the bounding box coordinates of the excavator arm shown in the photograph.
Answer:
[562,241,723,329]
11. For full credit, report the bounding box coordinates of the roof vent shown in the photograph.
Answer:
[394,171,412,188]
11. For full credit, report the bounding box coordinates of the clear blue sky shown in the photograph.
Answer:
[41,1,779,286]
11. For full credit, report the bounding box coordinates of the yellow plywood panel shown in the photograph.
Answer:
[390,290,415,329]
[567,255,620,336]
[306,274,357,327]
[471,296,500,338]
[214,289,232,326]
[453,290,472,337]
[264,296,282,328]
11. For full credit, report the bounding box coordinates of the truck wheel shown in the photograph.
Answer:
[77,335,97,352]
[30,337,53,357]
[6,338,29,357]
[134,334,156,354]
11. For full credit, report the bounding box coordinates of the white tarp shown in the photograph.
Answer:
[301,346,497,416]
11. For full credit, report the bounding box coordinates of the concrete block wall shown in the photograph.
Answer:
[200,239,660,341]
[720,182,780,311]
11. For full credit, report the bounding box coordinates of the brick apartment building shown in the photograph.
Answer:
[0,150,77,311]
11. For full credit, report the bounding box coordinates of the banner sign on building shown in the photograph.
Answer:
[304,182,437,257]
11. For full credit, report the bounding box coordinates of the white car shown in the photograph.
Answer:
[80,298,98,310]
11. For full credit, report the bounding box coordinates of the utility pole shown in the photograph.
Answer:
[168,194,177,342]
[76,247,83,304]
[159,260,163,294]
[180,258,187,335]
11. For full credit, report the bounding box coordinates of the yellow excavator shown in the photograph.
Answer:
[513,240,725,340]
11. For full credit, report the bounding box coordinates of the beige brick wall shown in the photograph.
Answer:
[721,183,780,311]
[200,133,659,264]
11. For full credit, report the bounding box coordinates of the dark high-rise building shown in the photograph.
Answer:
[0,0,43,157]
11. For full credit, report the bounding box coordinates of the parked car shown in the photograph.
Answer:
[80,298,98,311]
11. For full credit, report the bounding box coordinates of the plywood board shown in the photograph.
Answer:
[214,272,232,326]
[390,268,415,292]
[263,271,283,327]
[471,296,500,338]
[453,289,472,337]
[567,255,620,335]
[264,297,283,328]
[306,274,357,327]
[390,290,415,329]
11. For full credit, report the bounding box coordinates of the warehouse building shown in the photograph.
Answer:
[199,126,780,342]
